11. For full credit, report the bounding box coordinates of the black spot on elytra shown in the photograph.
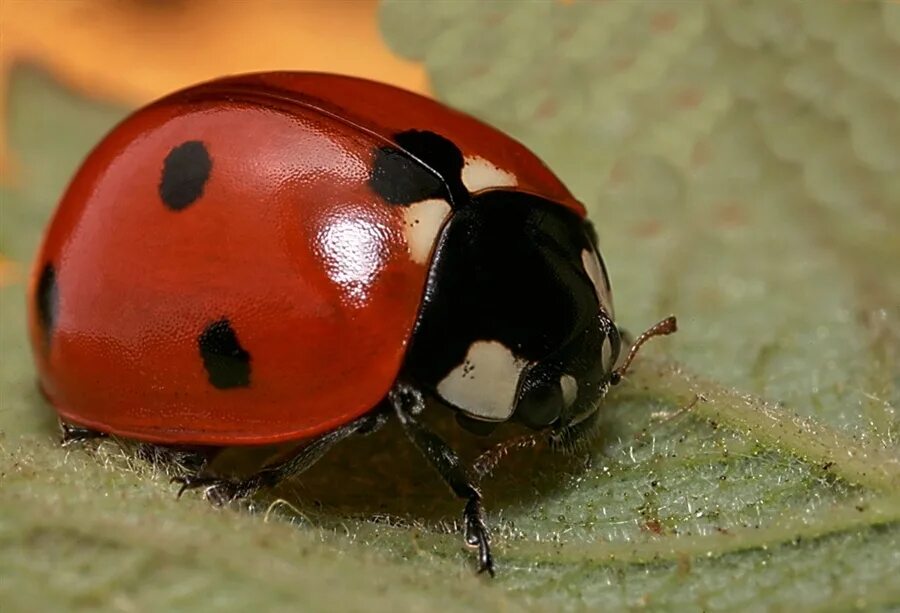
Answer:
[369,147,444,205]
[369,130,466,207]
[36,262,58,347]
[159,140,212,210]
[394,130,465,191]
[198,318,251,389]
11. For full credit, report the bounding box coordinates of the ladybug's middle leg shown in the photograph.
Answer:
[173,410,389,506]
[389,382,495,578]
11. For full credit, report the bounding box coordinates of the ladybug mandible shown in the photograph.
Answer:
[28,72,676,576]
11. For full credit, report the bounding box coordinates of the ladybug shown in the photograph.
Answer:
[28,72,676,576]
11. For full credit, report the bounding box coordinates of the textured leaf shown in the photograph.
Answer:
[3,1,900,610]
[379,1,900,608]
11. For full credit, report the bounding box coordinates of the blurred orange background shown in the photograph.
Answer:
[1,0,429,175]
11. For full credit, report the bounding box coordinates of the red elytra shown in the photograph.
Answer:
[28,72,584,446]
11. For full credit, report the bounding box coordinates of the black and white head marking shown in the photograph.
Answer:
[404,190,618,431]
[365,129,618,430]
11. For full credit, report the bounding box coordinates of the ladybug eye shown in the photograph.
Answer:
[514,368,565,429]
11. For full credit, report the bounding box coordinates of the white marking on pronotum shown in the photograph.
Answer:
[437,340,528,421]
[560,374,578,408]
[581,248,614,317]
[403,198,452,265]
[461,156,518,193]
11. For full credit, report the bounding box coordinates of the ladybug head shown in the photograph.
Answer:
[512,309,622,431]
[404,191,626,434]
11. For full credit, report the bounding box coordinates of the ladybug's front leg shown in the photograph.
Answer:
[389,383,495,577]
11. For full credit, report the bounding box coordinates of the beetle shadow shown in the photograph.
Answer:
[33,384,644,535]
[232,404,630,531]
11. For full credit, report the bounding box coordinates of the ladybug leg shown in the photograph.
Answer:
[173,410,389,506]
[546,409,602,454]
[136,444,217,477]
[389,383,495,578]
[472,433,543,480]
[59,419,108,447]
[473,413,600,482]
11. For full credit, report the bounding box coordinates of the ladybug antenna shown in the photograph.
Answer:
[609,316,677,386]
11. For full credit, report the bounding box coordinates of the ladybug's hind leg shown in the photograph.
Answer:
[59,419,108,447]
[389,383,495,578]
[173,410,389,507]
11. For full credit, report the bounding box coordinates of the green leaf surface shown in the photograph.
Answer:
[3,2,900,610]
